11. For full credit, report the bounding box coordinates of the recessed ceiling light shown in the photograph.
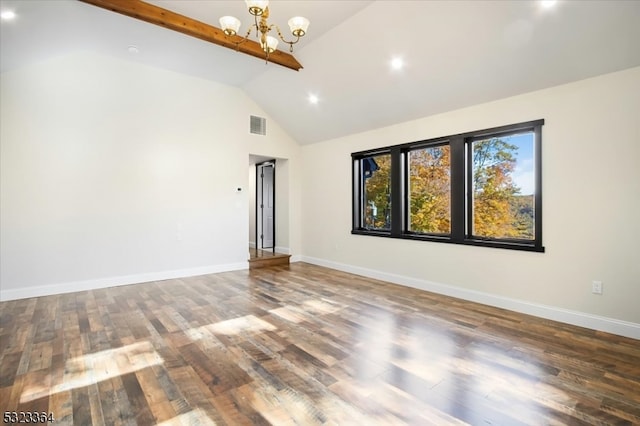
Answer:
[308,94,319,105]
[128,45,140,54]
[540,0,557,9]
[1,10,16,20]
[390,57,404,71]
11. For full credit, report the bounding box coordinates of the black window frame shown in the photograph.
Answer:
[356,151,393,232]
[352,119,544,252]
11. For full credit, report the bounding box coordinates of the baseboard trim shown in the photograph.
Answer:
[0,262,249,302]
[299,256,640,340]
[248,241,256,249]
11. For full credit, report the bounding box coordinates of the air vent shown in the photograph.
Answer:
[250,115,266,135]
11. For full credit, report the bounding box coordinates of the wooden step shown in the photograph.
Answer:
[248,249,291,269]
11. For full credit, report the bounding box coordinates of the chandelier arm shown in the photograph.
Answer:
[231,24,257,51]
[262,23,271,64]
[273,25,301,46]
[254,14,260,37]
[244,24,256,40]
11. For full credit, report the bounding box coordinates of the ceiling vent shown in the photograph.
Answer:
[250,115,267,136]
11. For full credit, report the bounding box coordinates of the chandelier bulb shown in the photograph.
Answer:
[288,16,309,37]
[246,0,269,16]
[219,16,241,36]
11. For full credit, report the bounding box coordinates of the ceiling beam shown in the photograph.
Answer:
[78,0,303,71]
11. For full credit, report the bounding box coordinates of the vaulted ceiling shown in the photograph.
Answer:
[2,1,639,145]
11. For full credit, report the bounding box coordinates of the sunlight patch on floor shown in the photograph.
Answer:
[20,341,163,403]
[269,299,344,324]
[190,314,277,338]
[156,408,217,426]
[268,305,308,323]
[250,385,325,425]
[302,299,343,315]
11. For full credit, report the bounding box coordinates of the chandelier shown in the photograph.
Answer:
[219,0,310,62]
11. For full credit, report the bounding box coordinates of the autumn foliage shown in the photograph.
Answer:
[363,154,391,229]
[362,136,534,240]
[408,146,451,234]
[472,137,532,239]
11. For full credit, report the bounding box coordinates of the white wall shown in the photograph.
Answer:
[0,51,301,300]
[273,159,291,254]
[300,67,640,337]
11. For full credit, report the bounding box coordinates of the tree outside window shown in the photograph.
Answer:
[362,154,391,230]
[408,145,451,234]
[471,133,535,240]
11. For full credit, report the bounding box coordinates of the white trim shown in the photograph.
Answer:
[299,256,640,340]
[0,262,249,302]
[249,241,256,249]
[290,254,303,263]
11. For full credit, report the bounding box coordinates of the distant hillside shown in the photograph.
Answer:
[511,194,534,238]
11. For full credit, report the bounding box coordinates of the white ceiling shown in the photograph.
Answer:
[2,1,639,145]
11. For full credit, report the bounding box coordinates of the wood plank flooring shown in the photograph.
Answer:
[1,262,639,425]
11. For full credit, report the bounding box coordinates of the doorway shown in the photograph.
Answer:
[256,160,275,251]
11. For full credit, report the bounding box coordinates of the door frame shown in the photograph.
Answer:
[255,160,276,252]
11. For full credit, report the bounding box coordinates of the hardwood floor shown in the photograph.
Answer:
[1,262,639,425]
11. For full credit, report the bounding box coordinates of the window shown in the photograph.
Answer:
[407,144,451,235]
[470,132,535,241]
[352,120,544,252]
[363,154,392,231]
[356,153,392,231]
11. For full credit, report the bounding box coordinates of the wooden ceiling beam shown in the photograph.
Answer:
[78,0,303,71]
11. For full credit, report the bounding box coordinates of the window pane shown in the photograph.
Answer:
[408,145,451,234]
[361,154,391,230]
[472,132,535,240]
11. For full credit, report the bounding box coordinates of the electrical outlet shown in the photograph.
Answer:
[592,281,603,295]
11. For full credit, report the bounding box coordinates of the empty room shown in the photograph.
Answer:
[1,0,639,424]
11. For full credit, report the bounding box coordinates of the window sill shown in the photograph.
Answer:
[351,229,544,252]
